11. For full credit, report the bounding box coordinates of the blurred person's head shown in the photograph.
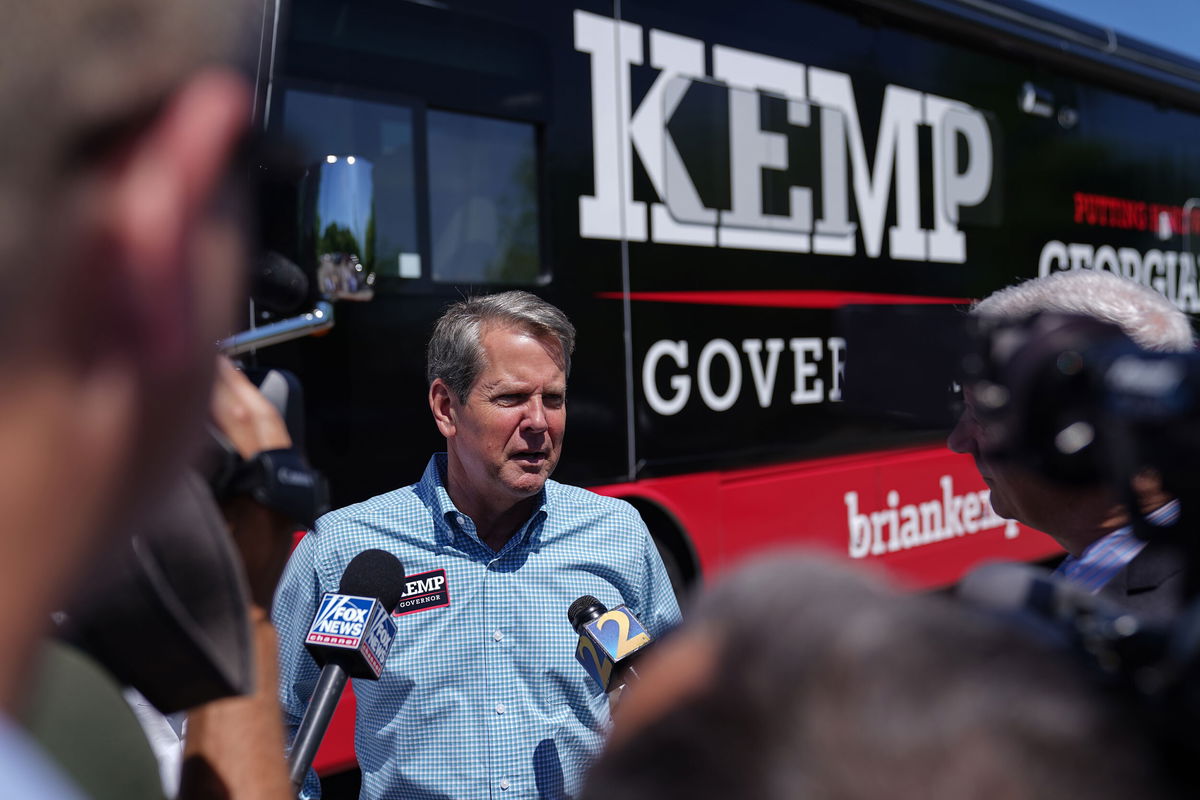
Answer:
[947,270,1192,553]
[586,554,1170,800]
[0,0,254,703]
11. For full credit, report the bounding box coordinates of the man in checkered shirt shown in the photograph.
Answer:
[275,290,682,799]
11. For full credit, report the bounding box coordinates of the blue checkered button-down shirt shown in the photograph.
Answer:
[1054,500,1180,593]
[273,454,682,799]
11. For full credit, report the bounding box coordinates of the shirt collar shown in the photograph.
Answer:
[1056,499,1180,592]
[416,453,551,551]
[1081,499,1181,559]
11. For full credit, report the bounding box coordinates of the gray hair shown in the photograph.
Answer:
[583,554,1171,800]
[0,1,251,185]
[973,269,1194,352]
[0,0,253,326]
[426,291,576,400]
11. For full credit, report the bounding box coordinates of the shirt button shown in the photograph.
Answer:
[500,779,510,791]
[456,514,466,526]
[495,702,506,715]
[493,630,504,642]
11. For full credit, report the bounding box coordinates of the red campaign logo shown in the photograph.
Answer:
[1073,192,1200,236]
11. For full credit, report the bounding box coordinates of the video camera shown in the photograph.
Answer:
[840,304,1200,494]
[207,138,391,520]
[55,143,381,715]
[841,301,1200,788]
[957,311,1200,492]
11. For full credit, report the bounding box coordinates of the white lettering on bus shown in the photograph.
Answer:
[573,9,993,262]
[643,336,845,414]
[845,476,1019,559]
[1037,240,1200,312]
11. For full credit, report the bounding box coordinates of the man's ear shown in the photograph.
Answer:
[106,69,251,352]
[430,379,457,438]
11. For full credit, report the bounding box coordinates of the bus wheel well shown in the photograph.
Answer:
[624,498,700,597]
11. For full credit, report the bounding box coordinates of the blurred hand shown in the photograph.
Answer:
[210,356,296,609]
[210,356,291,459]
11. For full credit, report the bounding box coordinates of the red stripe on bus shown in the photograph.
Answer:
[595,290,972,307]
[590,443,1060,591]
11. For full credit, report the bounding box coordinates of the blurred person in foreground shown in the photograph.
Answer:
[0,1,274,796]
[583,554,1173,800]
[24,358,299,800]
[948,269,1195,619]
[274,291,681,799]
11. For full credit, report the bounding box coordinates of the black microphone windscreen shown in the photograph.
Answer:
[568,595,607,633]
[958,561,1126,620]
[252,251,310,316]
[339,550,406,611]
[59,470,253,713]
[958,562,1044,612]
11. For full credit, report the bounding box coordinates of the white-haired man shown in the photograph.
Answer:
[949,269,1195,619]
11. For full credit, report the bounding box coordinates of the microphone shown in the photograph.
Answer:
[957,561,1165,673]
[288,550,405,791]
[958,561,1126,621]
[568,595,653,700]
[252,250,310,316]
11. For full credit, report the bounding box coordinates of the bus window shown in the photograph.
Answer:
[427,110,541,285]
[283,89,421,281]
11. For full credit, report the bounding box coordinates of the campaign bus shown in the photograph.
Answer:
[244,0,1200,784]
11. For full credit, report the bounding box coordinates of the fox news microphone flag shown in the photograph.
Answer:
[568,595,653,698]
[289,549,405,791]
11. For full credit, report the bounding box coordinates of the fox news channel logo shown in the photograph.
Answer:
[306,593,375,648]
[360,605,397,677]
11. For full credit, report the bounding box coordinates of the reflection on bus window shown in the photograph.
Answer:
[283,90,420,280]
[427,110,541,284]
